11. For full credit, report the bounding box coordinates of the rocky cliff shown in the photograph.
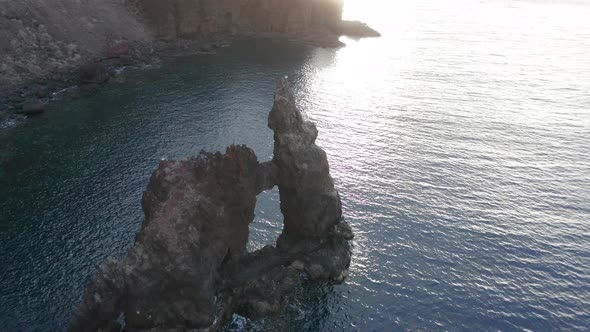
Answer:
[0,0,151,91]
[70,78,352,331]
[0,0,344,92]
[0,0,379,128]
[133,0,344,40]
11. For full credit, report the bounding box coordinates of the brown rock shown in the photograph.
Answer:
[71,146,269,331]
[136,0,344,40]
[79,63,109,84]
[269,78,343,251]
[106,41,129,58]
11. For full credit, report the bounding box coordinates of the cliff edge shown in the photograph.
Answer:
[0,0,347,92]
[0,0,379,127]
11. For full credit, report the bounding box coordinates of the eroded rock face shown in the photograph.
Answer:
[135,0,344,40]
[269,78,343,251]
[71,146,273,331]
[71,79,352,331]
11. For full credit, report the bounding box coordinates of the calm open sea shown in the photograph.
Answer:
[1,0,589,330]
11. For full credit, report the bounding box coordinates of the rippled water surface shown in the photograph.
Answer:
[2,0,590,330]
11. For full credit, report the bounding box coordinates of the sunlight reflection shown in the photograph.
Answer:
[344,0,415,23]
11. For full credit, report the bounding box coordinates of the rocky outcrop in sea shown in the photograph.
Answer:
[69,78,353,331]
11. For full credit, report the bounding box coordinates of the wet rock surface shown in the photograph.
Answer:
[20,99,45,115]
[134,0,344,41]
[71,79,352,331]
[269,79,344,251]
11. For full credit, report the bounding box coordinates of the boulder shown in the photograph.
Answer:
[79,63,109,84]
[21,99,44,115]
[35,87,48,98]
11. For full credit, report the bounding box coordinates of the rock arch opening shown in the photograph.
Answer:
[249,188,282,252]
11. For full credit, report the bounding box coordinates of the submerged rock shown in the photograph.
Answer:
[79,63,110,84]
[71,79,352,331]
[21,99,45,115]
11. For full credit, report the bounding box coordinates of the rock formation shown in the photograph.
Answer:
[20,99,44,115]
[269,79,343,251]
[0,0,379,122]
[70,78,352,331]
[338,20,382,37]
[134,0,344,41]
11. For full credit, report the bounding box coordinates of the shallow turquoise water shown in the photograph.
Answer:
[2,0,590,330]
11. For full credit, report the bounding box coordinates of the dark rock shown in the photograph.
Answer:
[71,146,270,331]
[79,63,110,84]
[71,79,353,331]
[21,99,45,115]
[35,86,48,98]
[118,55,133,66]
[338,20,381,37]
[269,78,343,251]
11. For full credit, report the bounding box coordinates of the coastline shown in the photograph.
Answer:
[0,23,378,131]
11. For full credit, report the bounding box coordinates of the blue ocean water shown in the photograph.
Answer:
[1,0,589,330]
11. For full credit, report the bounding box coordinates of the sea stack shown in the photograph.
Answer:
[269,78,344,251]
[70,79,352,331]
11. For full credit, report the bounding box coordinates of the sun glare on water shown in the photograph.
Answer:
[344,0,412,23]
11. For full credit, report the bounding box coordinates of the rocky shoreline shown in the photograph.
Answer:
[0,32,347,130]
[70,78,353,331]
[0,0,380,131]
[0,37,230,130]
